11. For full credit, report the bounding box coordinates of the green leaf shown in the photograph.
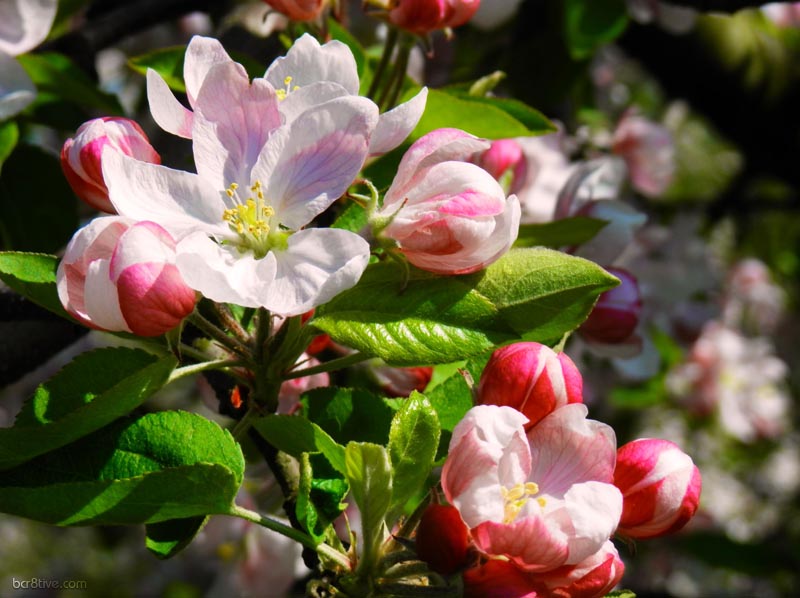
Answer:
[410,88,549,141]
[301,387,399,447]
[296,453,349,542]
[387,392,439,521]
[18,52,123,116]
[0,411,245,525]
[312,249,618,365]
[332,201,369,233]
[0,146,78,253]
[252,414,346,474]
[0,347,177,470]
[128,46,186,93]
[146,516,208,559]
[425,369,473,460]
[564,0,629,60]
[0,252,67,318]
[441,90,556,135]
[0,120,19,174]
[605,591,636,598]
[345,442,392,571]
[515,217,609,249]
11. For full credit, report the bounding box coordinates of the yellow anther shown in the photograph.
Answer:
[501,482,543,524]
[276,89,287,100]
[537,497,547,508]
[284,76,293,85]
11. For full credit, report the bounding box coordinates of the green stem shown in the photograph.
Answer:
[368,26,399,101]
[210,303,251,345]
[189,310,252,359]
[166,359,245,384]
[284,352,371,379]
[231,406,258,439]
[229,505,351,570]
[381,39,412,111]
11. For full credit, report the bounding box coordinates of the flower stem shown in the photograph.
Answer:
[284,352,371,379]
[166,359,245,384]
[368,26,399,101]
[229,504,351,570]
[189,310,252,360]
[209,302,251,345]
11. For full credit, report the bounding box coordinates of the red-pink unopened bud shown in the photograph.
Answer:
[614,438,702,539]
[57,217,196,337]
[478,342,583,429]
[478,139,524,181]
[463,559,546,598]
[263,0,327,21]
[415,504,471,575]
[388,0,481,35]
[580,268,642,344]
[538,541,625,598]
[61,117,160,213]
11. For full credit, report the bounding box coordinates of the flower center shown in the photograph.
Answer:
[222,180,286,258]
[275,75,300,101]
[501,482,546,524]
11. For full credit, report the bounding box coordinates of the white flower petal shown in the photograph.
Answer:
[184,35,238,106]
[264,34,359,95]
[83,259,130,332]
[278,81,349,126]
[0,52,35,120]
[263,228,370,316]
[369,87,428,155]
[146,69,193,139]
[0,0,57,56]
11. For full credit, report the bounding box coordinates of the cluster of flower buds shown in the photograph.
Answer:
[262,0,328,22]
[579,267,642,347]
[384,0,481,35]
[415,341,701,596]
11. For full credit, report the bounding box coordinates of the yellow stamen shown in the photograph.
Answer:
[501,482,542,524]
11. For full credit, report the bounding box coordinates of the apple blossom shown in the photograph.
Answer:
[537,540,625,597]
[387,0,481,35]
[147,34,427,156]
[61,117,161,213]
[614,438,701,539]
[612,112,675,197]
[375,128,520,275]
[263,0,328,21]
[56,217,196,336]
[442,404,622,573]
[104,51,379,316]
[478,342,583,429]
[0,0,57,120]
[579,267,642,345]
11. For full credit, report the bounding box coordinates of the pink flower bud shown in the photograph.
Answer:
[614,438,702,539]
[580,268,642,344]
[373,365,434,398]
[463,559,546,597]
[263,0,327,21]
[57,217,196,336]
[477,342,582,429]
[388,0,481,35]
[612,112,675,198]
[61,117,160,213]
[377,128,520,275]
[537,541,625,598]
[415,504,471,575]
[477,139,524,182]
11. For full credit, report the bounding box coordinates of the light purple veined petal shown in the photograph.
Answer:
[102,150,230,238]
[263,228,370,316]
[277,81,350,126]
[109,221,177,282]
[369,87,428,155]
[528,404,617,497]
[83,259,130,332]
[0,52,36,120]
[254,95,378,229]
[146,69,194,139]
[384,129,490,207]
[562,481,622,564]
[0,0,57,56]
[183,35,239,107]
[175,231,277,307]
[192,61,281,189]
[472,516,570,572]
[265,34,359,95]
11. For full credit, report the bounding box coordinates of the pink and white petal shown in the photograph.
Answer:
[0,0,57,56]
[192,62,281,188]
[183,35,239,106]
[277,81,350,125]
[529,404,617,496]
[255,96,378,229]
[0,52,36,120]
[83,259,130,332]
[175,232,276,307]
[260,228,370,316]
[109,221,177,282]
[103,151,229,238]
[369,87,428,155]
[562,481,623,564]
[472,516,570,572]
[146,69,194,139]
[264,34,359,95]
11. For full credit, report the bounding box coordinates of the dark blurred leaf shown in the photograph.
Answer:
[128,45,186,93]
[0,146,78,253]
[564,0,629,60]
[0,121,19,174]
[146,516,208,559]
